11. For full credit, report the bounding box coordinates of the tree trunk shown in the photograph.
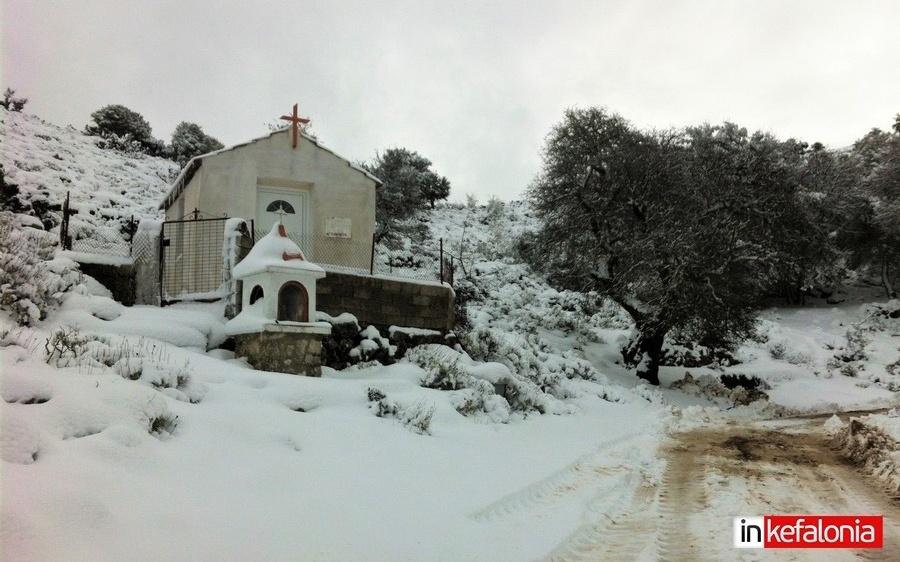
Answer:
[882,258,897,299]
[621,328,665,386]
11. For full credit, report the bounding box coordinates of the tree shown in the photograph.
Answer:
[791,143,864,297]
[421,175,451,209]
[1,88,27,112]
[170,121,225,167]
[852,122,900,297]
[363,148,451,237]
[526,108,804,385]
[85,104,163,155]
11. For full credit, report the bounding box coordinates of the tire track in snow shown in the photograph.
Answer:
[652,443,714,562]
[469,430,644,522]
[542,470,657,561]
[811,463,900,561]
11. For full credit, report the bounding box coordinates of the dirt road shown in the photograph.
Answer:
[545,414,900,561]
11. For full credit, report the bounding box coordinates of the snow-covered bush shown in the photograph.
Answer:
[366,386,397,417]
[412,346,469,390]
[385,247,427,270]
[350,325,396,363]
[407,343,569,417]
[366,386,434,434]
[43,326,87,367]
[449,379,508,422]
[399,400,436,435]
[842,325,870,362]
[888,356,900,378]
[148,413,179,437]
[661,339,738,368]
[481,196,505,225]
[462,326,591,403]
[42,330,204,403]
[828,323,872,377]
[671,373,769,407]
[0,213,81,325]
[84,104,165,156]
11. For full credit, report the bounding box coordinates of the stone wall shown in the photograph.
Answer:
[317,271,454,332]
[234,330,324,377]
[77,262,136,306]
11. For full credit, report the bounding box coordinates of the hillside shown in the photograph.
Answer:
[3,109,900,560]
[1,107,177,244]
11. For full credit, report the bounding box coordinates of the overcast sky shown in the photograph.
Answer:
[4,1,899,202]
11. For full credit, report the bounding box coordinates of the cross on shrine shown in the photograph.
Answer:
[280,103,310,149]
[271,203,288,223]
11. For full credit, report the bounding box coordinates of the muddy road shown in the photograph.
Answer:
[547,415,900,561]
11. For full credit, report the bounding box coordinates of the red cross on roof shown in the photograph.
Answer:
[280,103,310,149]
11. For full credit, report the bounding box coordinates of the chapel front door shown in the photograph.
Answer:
[256,187,308,237]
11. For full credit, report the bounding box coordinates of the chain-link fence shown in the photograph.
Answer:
[59,192,137,258]
[253,229,374,274]
[161,217,229,304]
[252,228,443,282]
[70,238,133,258]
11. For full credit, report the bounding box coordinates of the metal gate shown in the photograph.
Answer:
[160,217,229,305]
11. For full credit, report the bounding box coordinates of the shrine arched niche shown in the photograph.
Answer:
[277,281,309,322]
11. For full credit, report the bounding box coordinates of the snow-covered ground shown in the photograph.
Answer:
[3,109,900,560]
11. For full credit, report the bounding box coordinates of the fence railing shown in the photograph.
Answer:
[70,238,133,258]
[251,228,445,283]
[59,192,138,258]
[161,217,229,303]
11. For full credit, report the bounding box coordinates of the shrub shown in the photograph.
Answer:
[1,88,27,112]
[834,325,870,363]
[414,348,469,390]
[85,105,164,156]
[720,373,765,390]
[482,196,505,224]
[888,356,900,377]
[399,400,435,435]
[367,386,399,417]
[366,386,435,434]
[44,327,87,367]
[148,413,178,437]
[0,213,81,325]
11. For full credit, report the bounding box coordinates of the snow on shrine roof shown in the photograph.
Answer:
[231,222,326,279]
[159,127,382,211]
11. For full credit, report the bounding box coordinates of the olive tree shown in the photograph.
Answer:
[526,108,805,384]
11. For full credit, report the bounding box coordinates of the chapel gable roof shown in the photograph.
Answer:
[158,127,382,211]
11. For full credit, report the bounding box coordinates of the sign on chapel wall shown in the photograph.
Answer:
[324,217,352,239]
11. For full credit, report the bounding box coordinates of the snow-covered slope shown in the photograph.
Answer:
[1,107,177,242]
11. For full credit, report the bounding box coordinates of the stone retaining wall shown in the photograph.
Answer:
[317,271,454,332]
[77,262,136,306]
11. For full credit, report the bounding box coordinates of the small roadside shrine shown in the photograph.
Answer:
[224,222,331,376]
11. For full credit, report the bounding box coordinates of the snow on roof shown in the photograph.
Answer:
[231,222,326,279]
[159,127,382,211]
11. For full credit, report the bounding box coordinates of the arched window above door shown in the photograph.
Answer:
[266,200,296,214]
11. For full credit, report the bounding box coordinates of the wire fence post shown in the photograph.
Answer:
[158,221,166,307]
[439,238,444,282]
[60,191,71,250]
[369,232,376,275]
[129,215,135,256]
